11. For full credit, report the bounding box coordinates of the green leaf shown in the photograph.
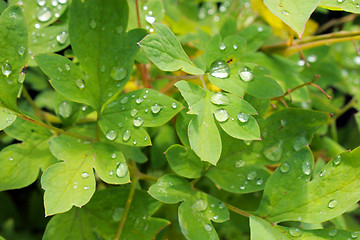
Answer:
[250,216,360,240]
[320,0,360,13]
[0,118,56,191]
[98,89,182,147]
[0,107,16,130]
[263,0,320,37]
[148,174,229,240]
[139,23,204,75]
[68,0,147,109]
[206,152,271,194]
[238,25,272,53]
[42,135,130,215]
[0,1,6,13]
[256,147,360,223]
[355,113,360,133]
[0,5,28,111]
[43,188,169,240]
[166,144,206,178]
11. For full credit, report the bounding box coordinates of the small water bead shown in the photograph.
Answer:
[293,135,309,151]
[145,14,156,24]
[302,161,312,175]
[120,96,128,104]
[56,31,68,44]
[18,72,26,83]
[151,104,162,114]
[204,224,212,232]
[2,62,12,77]
[351,232,358,238]
[58,101,72,118]
[171,102,177,109]
[36,0,46,6]
[263,144,283,162]
[65,63,71,71]
[354,56,360,65]
[257,26,264,32]
[133,140,137,145]
[9,157,13,161]
[289,228,303,237]
[209,60,230,79]
[233,44,238,50]
[247,171,257,180]
[37,7,52,22]
[192,199,207,212]
[328,199,338,209]
[51,0,58,6]
[58,0,68,4]
[18,46,25,56]
[106,130,118,141]
[297,59,306,66]
[218,202,225,209]
[240,185,246,190]
[109,170,114,176]
[90,19,97,29]
[219,42,226,50]
[214,109,229,122]
[329,229,338,237]
[133,117,144,127]
[256,178,263,185]
[110,67,127,81]
[281,10,290,16]
[238,66,254,82]
[337,0,345,3]
[319,170,326,177]
[307,55,317,63]
[136,98,143,104]
[122,130,131,142]
[81,172,89,179]
[211,92,230,106]
[237,112,250,123]
[116,162,128,178]
[333,155,341,166]
[213,215,219,220]
[84,186,89,190]
[280,119,287,126]
[75,79,85,89]
[235,160,245,168]
[130,109,138,117]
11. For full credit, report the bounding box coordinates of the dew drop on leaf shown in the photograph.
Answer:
[9,157,13,161]
[240,185,246,190]
[17,46,25,56]
[328,199,338,209]
[238,66,254,82]
[116,162,128,178]
[289,228,303,237]
[130,109,138,117]
[233,44,238,50]
[18,72,25,83]
[337,0,345,3]
[151,104,162,114]
[302,161,312,176]
[133,139,137,145]
[280,119,287,126]
[56,31,68,44]
[2,62,12,77]
[122,130,131,142]
[111,153,117,159]
[219,42,226,50]
[145,14,156,24]
[351,232,358,238]
[237,113,250,123]
[247,171,257,180]
[36,0,46,6]
[333,155,341,166]
[81,172,89,179]
[319,170,326,177]
[192,199,207,212]
[213,215,219,220]
[112,207,124,222]
[109,170,114,176]
[37,7,52,22]
[211,92,230,105]
[110,67,127,81]
[235,160,245,168]
[209,60,230,79]
[135,98,143,104]
[58,101,72,118]
[58,0,68,4]
[65,63,71,71]
[171,102,177,109]
[106,130,118,141]
[329,229,338,237]
[90,19,97,29]
[120,96,128,104]
[84,186,89,190]
[279,163,290,173]
[307,55,317,63]
[293,135,309,151]
[256,178,263,185]
[214,109,229,122]
[75,79,85,89]
[218,202,225,209]
[263,143,283,162]
[281,10,290,16]
[133,117,144,127]
[204,224,212,232]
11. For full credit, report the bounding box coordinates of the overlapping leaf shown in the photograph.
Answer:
[255,147,360,223]
[139,23,204,75]
[0,107,16,130]
[98,88,182,147]
[148,174,229,240]
[43,188,169,240]
[320,0,360,13]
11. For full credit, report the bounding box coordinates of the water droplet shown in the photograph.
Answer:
[151,104,162,114]
[351,232,358,238]
[337,0,345,3]
[204,224,212,232]
[302,161,312,175]
[281,10,290,16]
[240,185,246,190]
[219,42,226,50]
[257,26,264,32]
[293,135,309,151]
[319,170,326,177]
[9,157,13,161]
[136,98,143,104]
[81,172,89,179]
[237,112,250,123]
[120,96,128,104]
[214,109,229,122]
[280,163,290,173]
[238,66,254,82]
[58,0,68,4]
[213,215,219,220]
[256,178,263,185]
[133,117,144,127]
[233,44,238,50]
[328,199,338,209]
[2,62,12,77]
[56,31,68,44]
[130,109,138,117]
[109,170,114,176]
[235,160,245,168]
[75,79,85,89]
[145,14,156,24]
[122,130,131,141]
[17,46,25,56]
[289,228,303,237]
[37,7,52,22]
[333,155,341,166]
[84,186,89,190]
[106,130,118,141]
[297,59,306,66]
[116,162,128,178]
[171,102,177,109]
[307,55,317,63]
[51,0,58,6]
[263,143,283,161]
[329,229,338,237]
[218,202,225,209]
[58,101,72,118]
[211,92,230,105]
[18,72,25,83]
[133,139,137,145]
[65,63,70,71]
[90,19,97,29]
[36,0,46,6]
[280,119,287,126]
[247,171,257,180]
[192,199,207,212]
[209,60,230,79]
[110,67,127,81]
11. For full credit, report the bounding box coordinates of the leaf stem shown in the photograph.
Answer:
[137,63,152,88]
[115,161,139,240]
[158,75,201,93]
[135,0,141,28]
[225,202,252,218]
[333,97,357,121]
[21,86,43,119]
[190,165,212,187]
[139,173,159,181]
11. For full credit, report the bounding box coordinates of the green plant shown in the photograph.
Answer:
[1,0,360,239]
